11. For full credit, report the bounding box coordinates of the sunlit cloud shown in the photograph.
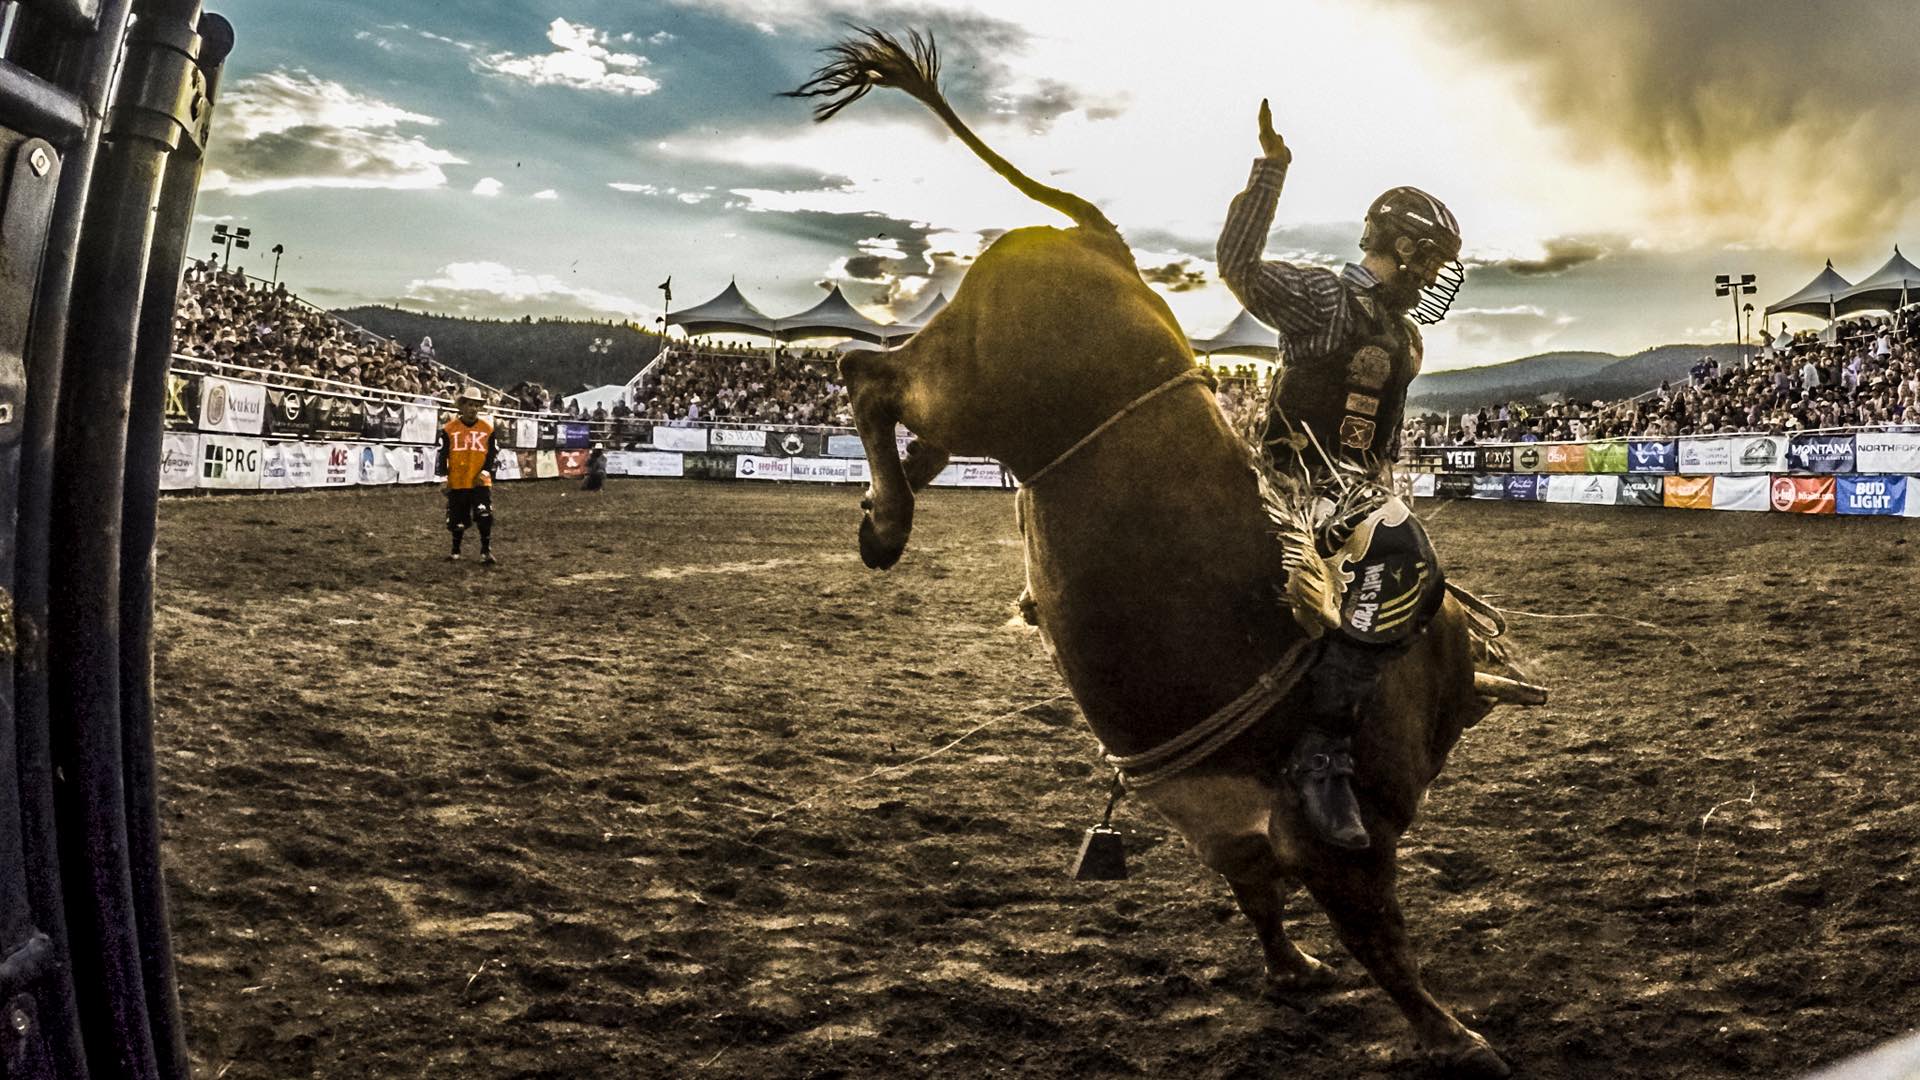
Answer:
[471,177,503,197]
[202,70,463,195]
[475,18,661,95]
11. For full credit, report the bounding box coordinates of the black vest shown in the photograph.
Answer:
[1262,288,1418,476]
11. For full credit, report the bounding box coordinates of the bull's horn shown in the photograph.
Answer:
[1474,672,1548,706]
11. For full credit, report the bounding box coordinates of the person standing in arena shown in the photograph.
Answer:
[438,386,498,565]
[1217,99,1464,851]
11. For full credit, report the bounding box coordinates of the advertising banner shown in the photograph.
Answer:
[1727,434,1788,474]
[625,451,685,478]
[1471,475,1505,500]
[556,449,589,477]
[769,430,825,457]
[159,432,198,490]
[492,449,522,481]
[318,442,359,486]
[1786,433,1855,474]
[932,462,1010,488]
[1626,440,1677,473]
[391,444,435,484]
[361,402,404,441]
[259,442,298,490]
[537,421,557,449]
[735,454,791,480]
[1584,440,1628,474]
[164,371,200,430]
[682,451,736,481]
[515,418,539,449]
[198,434,264,490]
[1477,446,1515,472]
[1854,432,1920,474]
[826,434,866,458]
[1435,473,1474,499]
[1511,444,1545,473]
[1769,475,1835,514]
[264,389,313,437]
[1711,473,1769,511]
[1837,475,1907,516]
[1545,443,1586,473]
[197,375,267,435]
[1618,475,1664,506]
[1503,474,1543,501]
[1664,475,1713,509]
[1411,473,1437,498]
[788,457,857,483]
[1546,474,1619,505]
[355,443,397,485]
[535,450,559,478]
[848,458,871,485]
[283,442,326,489]
[513,449,539,480]
[651,426,709,453]
[710,428,767,452]
[313,394,365,436]
[401,405,439,444]
[1677,438,1731,474]
[1441,448,1477,472]
[560,422,590,449]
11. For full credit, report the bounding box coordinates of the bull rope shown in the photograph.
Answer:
[1102,638,1318,790]
[1020,369,1208,486]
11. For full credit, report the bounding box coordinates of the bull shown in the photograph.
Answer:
[791,29,1521,1076]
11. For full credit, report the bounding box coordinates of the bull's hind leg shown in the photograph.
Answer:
[841,351,914,569]
[1300,846,1509,1077]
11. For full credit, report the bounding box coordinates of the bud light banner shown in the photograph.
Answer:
[1511,444,1545,473]
[1503,474,1543,501]
[1626,440,1677,473]
[710,428,767,452]
[264,389,314,437]
[1728,434,1788,474]
[198,434,264,490]
[1786,433,1855,474]
[1618,475,1664,506]
[1441,448,1477,472]
[1854,432,1920,474]
[1769,475,1835,515]
[1584,440,1628,474]
[165,372,200,430]
[560,422,591,449]
[650,426,708,453]
[159,432,198,490]
[1837,475,1907,516]
[1545,443,1586,473]
[1676,438,1731,474]
[1710,473,1769,512]
[197,375,268,435]
[1471,475,1505,500]
[1435,473,1474,499]
[1478,446,1514,472]
[1664,475,1713,509]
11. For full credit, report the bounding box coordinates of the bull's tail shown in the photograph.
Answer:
[785,28,1120,239]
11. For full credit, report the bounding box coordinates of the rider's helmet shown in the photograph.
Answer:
[1359,186,1464,325]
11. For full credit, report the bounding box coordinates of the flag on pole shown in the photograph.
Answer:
[658,276,672,304]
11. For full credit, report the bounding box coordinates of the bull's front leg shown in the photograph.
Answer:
[845,358,914,569]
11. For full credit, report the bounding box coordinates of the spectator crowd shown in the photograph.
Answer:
[627,339,853,427]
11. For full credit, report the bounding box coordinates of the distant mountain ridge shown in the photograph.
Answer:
[1410,343,1751,413]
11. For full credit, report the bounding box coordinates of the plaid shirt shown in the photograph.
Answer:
[1216,157,1379,361]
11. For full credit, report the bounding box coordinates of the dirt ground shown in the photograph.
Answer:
[152,480,1920,1079]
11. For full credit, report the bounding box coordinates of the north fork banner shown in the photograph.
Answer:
[1852,432,1920,474]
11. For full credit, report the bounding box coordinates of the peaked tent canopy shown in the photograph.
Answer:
[1765,261,1854,320]
[773,284,896,344]
[1834,247,1920,316]
[1189,307,1281,359]
[881,290,950,342]
[665,280,779,338]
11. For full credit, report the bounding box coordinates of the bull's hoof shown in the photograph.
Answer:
[1261,954,1337,994]
[858,515,904,570]
[1425,1035,1509,1078]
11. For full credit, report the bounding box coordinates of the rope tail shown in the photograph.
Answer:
[784,27,1120,239]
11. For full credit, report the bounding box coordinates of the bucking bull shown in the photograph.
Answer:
[791,29,1539,1076]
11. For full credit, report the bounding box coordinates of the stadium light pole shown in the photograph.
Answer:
[1714,273,1757,367]
[211,222,251,270]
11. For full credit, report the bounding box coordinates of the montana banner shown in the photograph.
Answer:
[165,371,200,430]
[1471,474,1505,500]
[735,454,791,480]
[1676,437,1731,474]
[264,388,313,437]
[1710,473,1769,512]
[709,428,766,452]
[535,450,559,479]
[651,426,708,453]
[788,457,857,483]
[1503,474,1543,501]
[362,401,404,441]
[401,404,439,444]
[1727,434,1788,474]
[318,442,359,487]
[931,462,1010,488]
[1441,447,1477,472]
[197,375,267,435]
[1584,440,1628,474]
[1478,446,1515,472]
[198,434,264,490]
[1545,474,1619,505]
[1664,475,1713,509]
[1545,443,1586,474]
[515,418,540,449]
[1769,475,1835,515]
[1511,444,1545,473]
[1626,440,1677,473]
[556,449,589,477]
[159,432,198,490]
[1410,473,1437,498]
[1837,475,1907,516]
[1854,432,1920,474]
[313,394,365,437]
[1435,473,1474,499]
[1618,474,1664,506]
[1786,433,1855,474]
[825,434,865,458]
[355,443,398,485]
[560,422,591,449]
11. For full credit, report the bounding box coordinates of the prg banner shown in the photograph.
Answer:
[198,434,264,490]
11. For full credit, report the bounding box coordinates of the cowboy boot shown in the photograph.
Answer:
[1289,727,1370,850]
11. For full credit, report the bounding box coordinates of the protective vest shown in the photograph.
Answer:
[1264,290,1418,475]
[440,417,496,489]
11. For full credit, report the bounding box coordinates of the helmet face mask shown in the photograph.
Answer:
[1363,187,1464,325]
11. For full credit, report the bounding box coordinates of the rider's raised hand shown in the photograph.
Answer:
[1258,99,1292,166]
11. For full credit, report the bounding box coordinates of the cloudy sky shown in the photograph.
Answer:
[197,0,1920,371]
